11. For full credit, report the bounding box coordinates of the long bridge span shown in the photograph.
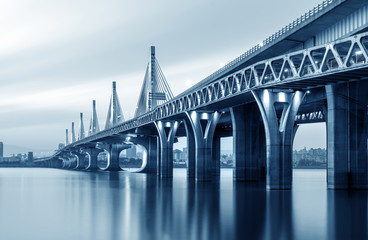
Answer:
[38,0,368,189]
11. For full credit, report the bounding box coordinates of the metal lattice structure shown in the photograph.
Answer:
[153,32,368,117]
[295,110,325,124]
[190,0,343,89]
[67,31,368,147]
[134,46,174,118]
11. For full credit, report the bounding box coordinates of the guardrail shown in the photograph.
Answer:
[195,0,341,86]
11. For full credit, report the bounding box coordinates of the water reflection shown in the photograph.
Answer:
[233,182,267,239]
[328,191,368,240]
[0,169,366,240]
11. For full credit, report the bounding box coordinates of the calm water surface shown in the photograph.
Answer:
[0,168,366,240]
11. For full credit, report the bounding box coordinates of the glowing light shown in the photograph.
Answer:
[279,92,286,102]
[190,111,197,121]
[263,90,270,104]
[202,112,209,119]
[355,50,363,55]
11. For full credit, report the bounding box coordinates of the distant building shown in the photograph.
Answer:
[126,145,137,159]
[173,149,187,162]
[293,148,326,168]
[58,143,65,150]
[181,148,188,161]
[28,152,34,162]
[0,142,3,158]
[173,149,182,161]
[136,151,143,159]
[8,155,20,163]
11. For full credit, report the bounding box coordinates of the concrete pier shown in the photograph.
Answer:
[155,121,179,178]
[183,119,196,178]
[326,82,368,189]
[103,144,130,171]
[230,103,265,181]
[253,90,305,189]
[72,152,87,169]
[212,134,221,178]
[84,148,103,171]
[144,137,159,174]
[186,111,221,181]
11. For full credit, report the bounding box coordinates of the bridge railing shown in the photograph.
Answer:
[196,0,341,87]
[153,31,368,119]
[67,31,368,148]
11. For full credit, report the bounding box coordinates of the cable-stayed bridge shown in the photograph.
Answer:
[39,0,368,189]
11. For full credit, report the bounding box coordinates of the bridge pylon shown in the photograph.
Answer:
[88,100,100,136]
[134,46,174,117]
[71,122,76,143]
[78,113,85,140]
[65,129,69,145]
[105,81,124,129]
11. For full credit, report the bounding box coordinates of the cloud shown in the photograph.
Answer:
[0,0,325,151]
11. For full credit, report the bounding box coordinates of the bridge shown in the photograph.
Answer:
[37,0,368,190]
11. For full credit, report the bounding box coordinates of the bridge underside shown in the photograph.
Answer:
[47,28,368,190]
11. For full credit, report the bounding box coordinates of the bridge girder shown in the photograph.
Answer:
[62,31,368,148]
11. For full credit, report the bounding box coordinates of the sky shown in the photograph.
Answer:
[0,0,325,153]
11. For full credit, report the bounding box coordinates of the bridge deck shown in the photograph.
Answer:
[64,31,368,148]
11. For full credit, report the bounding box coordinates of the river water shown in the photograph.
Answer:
[0,168,366,240]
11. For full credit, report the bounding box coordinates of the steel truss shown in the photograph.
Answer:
[68,31,368,147]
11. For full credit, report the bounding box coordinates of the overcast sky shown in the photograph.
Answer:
[0,0,325,152]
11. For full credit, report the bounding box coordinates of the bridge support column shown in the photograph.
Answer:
[145,137,159,174]
[129,136,158,174]
[212,134,221,178]
[60,158,66,168]
[72,152,87,170]
[155,121,179,178]
[84,148,103,171]
[252,90,305,189]
[183,119,196,178]
[63,157,72,169]
[230,103,265,181]
[326,82,368,189]
[103,144,131,171]
[186,111,221,181]
[68,155,77,169]
[51,158,62,168]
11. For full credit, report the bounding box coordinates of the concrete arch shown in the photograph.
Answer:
[119,143,147,172]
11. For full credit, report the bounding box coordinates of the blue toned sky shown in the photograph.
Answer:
[0,0,325,153]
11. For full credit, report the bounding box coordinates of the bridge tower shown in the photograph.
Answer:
[71,122,76,143]
[88,100,100,136]
[134,46,174,117]
[105,81,124,129]
[65,129,69,145]
[78,113,85,140]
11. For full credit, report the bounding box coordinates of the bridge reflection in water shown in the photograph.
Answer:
[0,168,366,240]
